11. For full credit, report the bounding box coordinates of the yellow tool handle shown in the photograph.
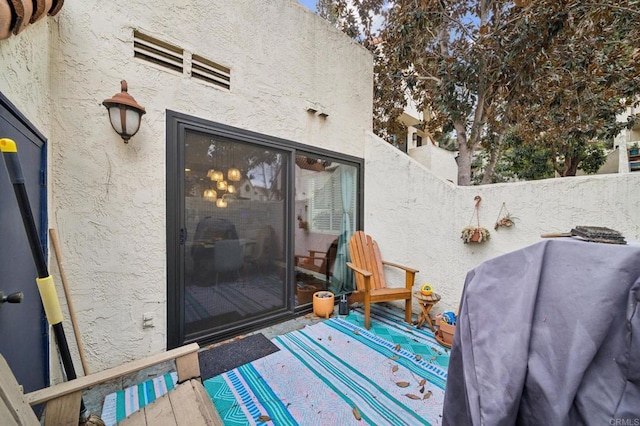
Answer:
[0,138,17,152]
[36,276,64,325]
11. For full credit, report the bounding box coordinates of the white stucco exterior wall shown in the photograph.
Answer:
[2,0,373,375]
[365,132,640,313]
[0,20,52,135]
[409,144,458,183]
[51,0,372,373]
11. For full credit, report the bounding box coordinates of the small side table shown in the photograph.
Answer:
[414,291,441,331]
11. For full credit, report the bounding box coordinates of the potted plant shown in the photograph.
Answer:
[461,226,490,243]
[629,142,640,156]
[297,215,309,231]
[462,195,490,243]
[494,213,517,230]
[435,312,456,348]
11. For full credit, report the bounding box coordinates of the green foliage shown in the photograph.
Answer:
[316,0,640,185]
[578,143,608,175]
[472,133,608,183]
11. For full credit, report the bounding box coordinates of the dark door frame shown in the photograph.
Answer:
[166,110,364,348]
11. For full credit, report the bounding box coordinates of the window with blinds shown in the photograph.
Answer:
[308,169,354,234]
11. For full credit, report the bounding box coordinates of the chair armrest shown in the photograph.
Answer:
[295,254,326,261]
[346,262,372,292]
[381,260,419,274]
[346,262,372,277]
[25,343,200,406]
[382,260,418,290]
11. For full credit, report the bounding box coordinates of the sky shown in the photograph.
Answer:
[298,0,316,11]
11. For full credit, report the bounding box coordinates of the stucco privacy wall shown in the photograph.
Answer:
[365,132,640,312]
[0,21,52,135]
[1,0,374,375]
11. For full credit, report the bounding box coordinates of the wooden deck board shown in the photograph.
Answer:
[118,379,222,425]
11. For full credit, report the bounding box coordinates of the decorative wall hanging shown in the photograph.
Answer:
[494,202,517,230]
[461,195,490,244]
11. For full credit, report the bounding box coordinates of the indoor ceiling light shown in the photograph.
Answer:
[227,166,241,181]
[216,196,228,208]
[212,171,224,181]
[203,189,217,201]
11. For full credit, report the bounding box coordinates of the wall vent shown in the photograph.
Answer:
[191,54,231,90]
[134,30,183,74]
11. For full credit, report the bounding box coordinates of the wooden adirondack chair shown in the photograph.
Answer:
[346,231,418,329]
[0,343,222,425]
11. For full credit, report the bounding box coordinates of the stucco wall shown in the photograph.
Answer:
[409,144,458,183]
[365,132,640,313]
[0,19,52,134]
[0,0,373,375]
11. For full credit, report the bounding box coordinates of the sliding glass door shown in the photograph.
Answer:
[294,155,357,306]
[167,111,363,347]
[181,130,289,343]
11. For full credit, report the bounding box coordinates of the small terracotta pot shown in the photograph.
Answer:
[439,320,455,345]
[313,291,335,319]
[436,313,456,346]
[470,229,481,242]
[296,285,318,305]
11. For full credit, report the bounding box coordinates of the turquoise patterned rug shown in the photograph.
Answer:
[203,305,450,425]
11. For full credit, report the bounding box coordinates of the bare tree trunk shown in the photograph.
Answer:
[481,148,499,184]
[481,130,506,184]
[563,155,580,176]
[454,121,472,186]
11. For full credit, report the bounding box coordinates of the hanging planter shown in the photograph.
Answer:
[297,215,309,232]
[494,202,517,231]
[461,196,490,244]
[461,226,490,243]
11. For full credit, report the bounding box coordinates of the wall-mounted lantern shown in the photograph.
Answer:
[102,80,146,143]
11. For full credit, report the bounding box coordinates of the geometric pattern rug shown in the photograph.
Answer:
[100,372,178,426]
[203,304,450,425]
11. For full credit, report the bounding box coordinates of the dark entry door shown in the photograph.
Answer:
[0,93,48,394]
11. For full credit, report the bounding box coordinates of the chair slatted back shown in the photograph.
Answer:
[349,231,387,291]
[0,356,39,426]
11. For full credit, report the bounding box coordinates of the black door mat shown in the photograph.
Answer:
[199,333,279,380]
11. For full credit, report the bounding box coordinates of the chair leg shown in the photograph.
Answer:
[405,298,412,324]
[364,302,371,329]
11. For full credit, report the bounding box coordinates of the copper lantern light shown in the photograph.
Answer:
[102,80,146,143]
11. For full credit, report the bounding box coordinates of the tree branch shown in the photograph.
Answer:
[579,2,640,16]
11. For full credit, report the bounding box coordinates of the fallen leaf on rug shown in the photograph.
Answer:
[352,406,362,420]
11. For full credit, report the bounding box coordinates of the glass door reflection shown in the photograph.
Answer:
[183,131,288,340]
[294,155,357,306]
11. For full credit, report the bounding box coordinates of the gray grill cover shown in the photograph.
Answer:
[443,238,640,425]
